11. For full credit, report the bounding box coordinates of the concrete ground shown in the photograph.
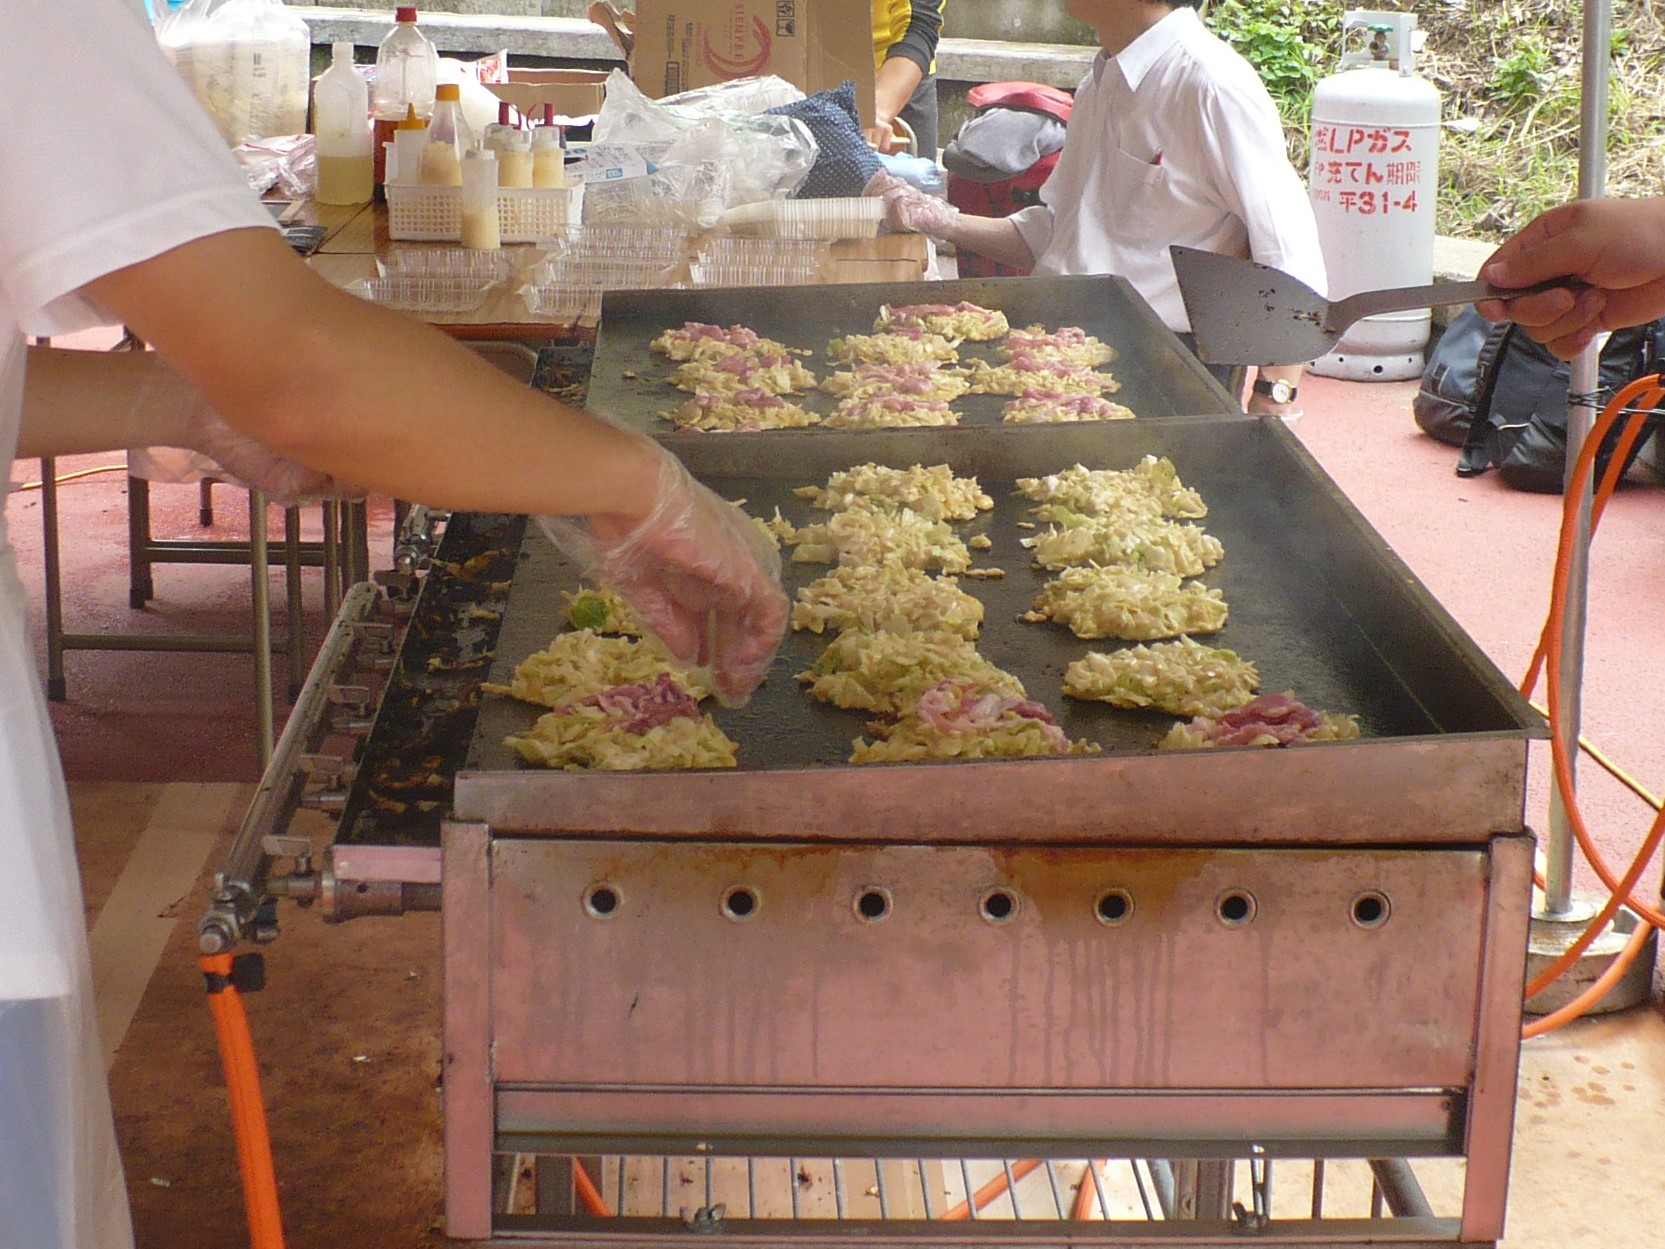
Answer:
[6,354,1665,1244]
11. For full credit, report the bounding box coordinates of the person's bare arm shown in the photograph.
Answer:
[868,57,925,153]
[20,346,196,458]
[1477,197,1665,359]
[85,227,660,525]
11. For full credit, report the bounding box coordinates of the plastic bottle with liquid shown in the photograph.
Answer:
[461,149,502,250]
[389,105,429,186]
[371,6,439,186]
[531,125,568,189]
[312,42,373,205]
[418,83,474,187]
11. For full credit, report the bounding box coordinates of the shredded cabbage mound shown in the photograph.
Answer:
[794,462,993,521]
[792,563,984,638]
[1025,566,1229,641]
[819,360,970,402]
[670,352,816,396]
[851,679,1098,763]
[768,504,972,572]
[1064,637,1258,717]
[1002,391,1136,423]
[798,629,1024,713]
[826,329,961,366]
[1022,512,1224,575]
[561,587,642,635]
[875,300,1010,341]
[998,325,1117,367]
[965,356,1120,396]
[823,393,960,429]
[481,629,711,708]
[1017,457,1207,520]
[649,321,793,362]
[666,388,821,432]
[505,675,738,771]
[1159,691,1361,751]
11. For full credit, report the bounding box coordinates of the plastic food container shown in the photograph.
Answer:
[379,248,512,281]
[541,225,690,262]
[345,276,497,313]
[689,261,822,288]
[522,284,604,323]
[525,257,679,289]
[716,198,884,240]
[386,183,585,242]
[696,236,828,266]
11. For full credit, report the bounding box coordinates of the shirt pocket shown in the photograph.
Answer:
[1102,145,1172,241]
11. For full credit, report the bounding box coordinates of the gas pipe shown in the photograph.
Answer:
[1307,10,1441,381]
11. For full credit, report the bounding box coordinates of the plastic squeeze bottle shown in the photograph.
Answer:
[371,6,439,188]
[312,43,373,205]
[388,105,429,186]
[419,83,473,187]
[460,149,502,250]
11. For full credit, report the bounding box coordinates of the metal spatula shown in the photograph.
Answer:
[1170,245,1578,365]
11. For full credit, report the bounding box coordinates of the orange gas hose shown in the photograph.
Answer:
[572,1159,614,1217]
[200,953,286,1249]
[938,1158,1044,1220]
[1522,914,1655,1039]
[1521,376,1665,1020]
[1071,1161,1106,1219]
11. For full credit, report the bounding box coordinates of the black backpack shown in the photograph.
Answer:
[1413,306,1665,493]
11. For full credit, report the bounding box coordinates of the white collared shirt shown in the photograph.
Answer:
[1010,6,1326,332]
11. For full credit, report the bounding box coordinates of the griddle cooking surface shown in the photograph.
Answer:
[468,418,1534,776]
[585,275,1237,438]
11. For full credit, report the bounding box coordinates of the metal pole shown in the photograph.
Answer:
[249,490,274,768]
[1538,0,1610,920]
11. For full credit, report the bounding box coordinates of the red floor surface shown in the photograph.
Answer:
[6,357,1664,896]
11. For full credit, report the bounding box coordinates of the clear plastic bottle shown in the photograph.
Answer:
[460,149,502,250]
[371,6,439,186]
[312,42,373,205]
[418,83,473,187]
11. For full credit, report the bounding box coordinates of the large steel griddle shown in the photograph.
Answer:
[459,417,1542,842]
[584,275,1238,437]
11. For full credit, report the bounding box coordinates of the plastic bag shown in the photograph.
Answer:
[657,75,805,116]
[155,0,310,147]
[591,70,815,205]
[232,134,315,198]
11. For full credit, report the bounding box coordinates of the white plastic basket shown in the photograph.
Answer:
[386,183,586,243]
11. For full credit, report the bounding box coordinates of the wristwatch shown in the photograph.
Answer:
[1253,377,1298,405]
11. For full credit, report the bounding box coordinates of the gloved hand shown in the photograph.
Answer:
[538,447,789,706]
[183,405,366,507]
[863,170,960,239]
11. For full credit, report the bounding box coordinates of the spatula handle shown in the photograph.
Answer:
[1334,276,1585,325]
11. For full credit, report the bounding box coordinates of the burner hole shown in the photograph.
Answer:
[583,884,621,919]
[854,887,892,922]
[1351,891,1391,929]
[355,882,370,895]
[1095,889,1134,925]
[1216,890,1256,926]
[980,888,1018,924]
[721,885,760,922]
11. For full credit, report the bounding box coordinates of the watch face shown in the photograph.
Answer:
[1261,379,1294,404]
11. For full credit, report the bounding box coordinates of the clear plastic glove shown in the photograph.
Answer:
[538,450,788,705]
[863,169,959,238]
[184,406,366,507]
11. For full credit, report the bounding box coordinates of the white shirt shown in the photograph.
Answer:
[0,0,274,1000]
[1010,6,1326,332]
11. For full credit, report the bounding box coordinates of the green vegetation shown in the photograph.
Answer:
[1206,0,1665,242]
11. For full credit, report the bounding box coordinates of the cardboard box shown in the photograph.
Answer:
[485,69,611,119]
[631,1,876,126]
